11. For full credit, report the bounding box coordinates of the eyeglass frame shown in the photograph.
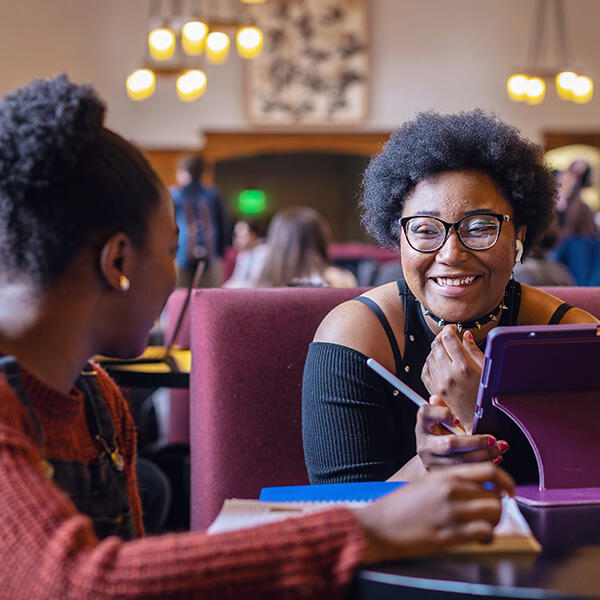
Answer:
[398,213,513,253]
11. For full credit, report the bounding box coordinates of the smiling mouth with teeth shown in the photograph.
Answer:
[433,276,479,287]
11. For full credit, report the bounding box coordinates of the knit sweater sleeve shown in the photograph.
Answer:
[302,342,414,484]
[0,380,365,599]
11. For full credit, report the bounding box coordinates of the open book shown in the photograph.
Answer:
[208,483,540,554]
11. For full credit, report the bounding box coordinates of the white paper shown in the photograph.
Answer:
[208,495,540,553]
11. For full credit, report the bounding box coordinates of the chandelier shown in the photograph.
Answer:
[126,0,266,102]
[507,0,593,105]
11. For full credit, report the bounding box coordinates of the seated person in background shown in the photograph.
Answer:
[513,216,575,286]
[0,75,515,599]
[303,110,598,486]
[223,218,269,288]
[371,258,404,286]
[555,159,598,239]
[255,206,357,287]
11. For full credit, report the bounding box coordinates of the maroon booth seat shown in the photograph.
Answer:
[161,289,192,445]
[163,289,191,349]
[540,287,600,318]
[189,286,369,530]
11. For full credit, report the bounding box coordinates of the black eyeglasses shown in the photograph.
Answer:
[399,213,512,253]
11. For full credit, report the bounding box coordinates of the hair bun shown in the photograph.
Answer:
[0,73,105,198]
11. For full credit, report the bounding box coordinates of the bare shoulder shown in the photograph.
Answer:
[313,281,404,371]
[519,284,599,324]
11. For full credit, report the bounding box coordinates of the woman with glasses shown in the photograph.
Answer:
[302,109,598,485]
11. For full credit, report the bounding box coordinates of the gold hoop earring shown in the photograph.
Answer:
[119,275,130,291]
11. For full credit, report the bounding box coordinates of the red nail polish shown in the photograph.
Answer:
[487,436,497,447]
[465,331,474,341]
[498,441,509,453]
[454,417,461,426]
[493,456,503,464]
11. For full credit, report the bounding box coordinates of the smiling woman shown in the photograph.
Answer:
[302,109,599,486]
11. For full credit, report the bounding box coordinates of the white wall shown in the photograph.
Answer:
[0,0,598,148]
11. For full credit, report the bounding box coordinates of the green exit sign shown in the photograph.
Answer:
[238,189,267,215]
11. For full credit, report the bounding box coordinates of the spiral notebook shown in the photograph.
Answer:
[207,482,540,553]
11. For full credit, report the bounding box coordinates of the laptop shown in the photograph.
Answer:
[96,258,206,373]
[474,322,600,505]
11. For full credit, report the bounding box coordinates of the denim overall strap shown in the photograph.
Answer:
[0,356,44,444]
[0,356,136,541]
[66,364,137,540]
[78,365,124,468]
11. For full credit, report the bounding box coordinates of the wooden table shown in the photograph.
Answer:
[351,502,600,599]
[100,348,191,389]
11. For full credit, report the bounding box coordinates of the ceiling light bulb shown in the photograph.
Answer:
[556,71,577,100]
[148,27,176,60]
[507,74,528,101]
[126,69,156,101]
[525,77,545,104]
[572,75,593,103]
[182,20,209,55]
[206,31,230,64]
[557,71,577,91]
[236,27,263,59]
[176,69,207,101]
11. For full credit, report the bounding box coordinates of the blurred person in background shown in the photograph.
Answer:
[513,216,574,286]
[255,206,357,288]
[223,218,269,288]
[555,159,598,239]
[171,155,231,287]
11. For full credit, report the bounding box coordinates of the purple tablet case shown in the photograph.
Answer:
[473,323,600,507]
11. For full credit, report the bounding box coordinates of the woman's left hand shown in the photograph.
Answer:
[421,325,484,431]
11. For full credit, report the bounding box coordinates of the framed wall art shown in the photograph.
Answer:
[244,0,370,127]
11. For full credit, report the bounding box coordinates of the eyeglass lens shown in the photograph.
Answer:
[405,215,501,251]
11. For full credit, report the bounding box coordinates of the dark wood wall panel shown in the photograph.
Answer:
[544,132,600,151]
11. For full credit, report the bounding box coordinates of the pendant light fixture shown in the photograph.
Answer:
[507,0,593,105]
[126,0,265,102]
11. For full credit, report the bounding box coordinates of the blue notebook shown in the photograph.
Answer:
[259,481,407,503]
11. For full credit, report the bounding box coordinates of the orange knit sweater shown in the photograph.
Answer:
[0,364,365,599]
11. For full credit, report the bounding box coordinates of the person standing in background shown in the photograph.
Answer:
[171,155,231,287]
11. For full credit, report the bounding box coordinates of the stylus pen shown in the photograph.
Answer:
[366,358,464,436]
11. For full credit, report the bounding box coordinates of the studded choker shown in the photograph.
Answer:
[421,297,508,332]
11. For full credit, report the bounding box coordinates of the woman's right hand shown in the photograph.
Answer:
[354,462,515,563]
[416,395,509,470]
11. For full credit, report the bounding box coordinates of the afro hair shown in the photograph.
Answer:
[0,74,162,286]
[360,109,557,255]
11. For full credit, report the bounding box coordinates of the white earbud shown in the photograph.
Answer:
[515,239,524,263]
